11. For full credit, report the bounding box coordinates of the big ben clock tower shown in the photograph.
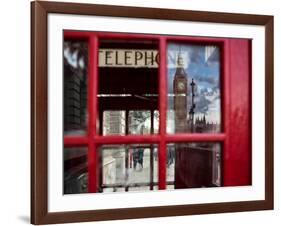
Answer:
[173,53,188,133]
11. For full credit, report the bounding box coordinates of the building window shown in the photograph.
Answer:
[63,32,251,194]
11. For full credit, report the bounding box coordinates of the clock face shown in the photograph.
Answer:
[177,81,185,91]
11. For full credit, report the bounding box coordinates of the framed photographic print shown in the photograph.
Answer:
[31,1,274,224]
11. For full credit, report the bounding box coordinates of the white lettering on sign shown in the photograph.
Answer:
[98,49,188,68]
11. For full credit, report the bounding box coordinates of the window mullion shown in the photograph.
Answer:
[222,40,230,186]
[88,34,99,193]
[158,37,167,190]
[64,136,88,147]
[165,133,226,143]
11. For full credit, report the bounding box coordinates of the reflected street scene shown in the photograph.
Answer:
[100,144,158,192]
[63,142,221,193]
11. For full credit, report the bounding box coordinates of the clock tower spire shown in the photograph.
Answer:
[173,52,188,133]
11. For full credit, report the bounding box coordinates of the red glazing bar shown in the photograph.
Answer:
[64,30,225,44]
[64,31,92,40]
[64,136,88,147]
[158,37,167,190]
[223,39,251,186]
[88,34,99,193]
[94,135,160,145]
[166,36,224,45]
[96,32,159,40]
[166,133,226,143]
[222,40,230,187]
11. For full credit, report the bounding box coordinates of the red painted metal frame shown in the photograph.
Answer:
[223,39,252,186]
[166,134,226,143]
[222,40,231,186]
[158,37,167,189]
[64,30,226,44]
[94,135,160,144]
[64,134,226,145]
[64,136,88,147]
[88,34,99,192]
[64,30,251,192]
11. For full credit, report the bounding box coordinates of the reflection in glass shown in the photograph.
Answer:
[167,43,221,134]
[99,144,158,193]
[63,143,221,194]
[103,111,126,135]
[168,143,221,189]
[128,110,159,135]
[102,110,159,136]
[129,111,151,135]
[98,39,159,136]
[64,147,88,194]
[63,41,88,135]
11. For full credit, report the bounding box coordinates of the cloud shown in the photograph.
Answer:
[189,48,202,64]
[167,50,190,69]
[192,86,220,116]
[194,95,211,114]
[193,74,218,85]
[206,47,220,63]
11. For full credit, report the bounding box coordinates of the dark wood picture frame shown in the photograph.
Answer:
[31,1,274,224]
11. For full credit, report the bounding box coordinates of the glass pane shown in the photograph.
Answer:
[99,144,158,193]
[103,187,125,193]
[152,147,175,189]
[129,186,150,192]
[167,43,221,133]
[102,110,159,135]
[153,110,159,134]
[128,110,159,135]
[63,40,88,135]
[64,147,88,194]
[98,39,159,135]
[128,111,150,135]
[168,143,221,189]
[102,110,126,135]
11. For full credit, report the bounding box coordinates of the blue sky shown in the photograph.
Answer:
[167,43,221,124]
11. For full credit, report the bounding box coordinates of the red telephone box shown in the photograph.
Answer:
[63,31,251,194]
